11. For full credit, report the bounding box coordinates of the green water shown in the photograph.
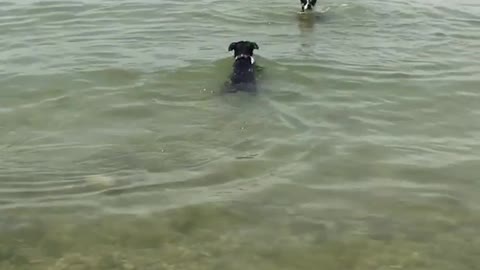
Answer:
[1,0,480,269]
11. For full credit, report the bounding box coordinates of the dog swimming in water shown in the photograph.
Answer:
[223,40,260,93]
[300,0,317,12]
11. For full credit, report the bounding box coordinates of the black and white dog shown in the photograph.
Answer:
[300,0,317,12]
[224,40,260,93]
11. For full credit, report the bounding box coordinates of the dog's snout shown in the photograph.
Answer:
[301,0,315,12]
[302,2,312,11]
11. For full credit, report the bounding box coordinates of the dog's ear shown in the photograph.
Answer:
[228,42,237,51]
[251,42,259,50]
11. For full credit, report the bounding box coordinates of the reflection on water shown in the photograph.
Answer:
[297,12,316,33]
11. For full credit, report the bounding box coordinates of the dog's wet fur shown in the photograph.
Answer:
[223,40,259,93]
[300,0,317,12]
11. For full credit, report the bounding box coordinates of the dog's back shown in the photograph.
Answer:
[231,57,255,82]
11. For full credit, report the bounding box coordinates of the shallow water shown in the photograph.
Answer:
[1,0,480,269]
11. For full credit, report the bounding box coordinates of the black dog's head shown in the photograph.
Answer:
[300,0,317,12]
[228,40,259,60]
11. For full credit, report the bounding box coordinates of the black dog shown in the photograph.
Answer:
[300,0,317,12]
[224,40,260,93]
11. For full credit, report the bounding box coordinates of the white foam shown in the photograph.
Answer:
[320,7,330,13]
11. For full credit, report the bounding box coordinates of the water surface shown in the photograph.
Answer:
[1,0,480,269]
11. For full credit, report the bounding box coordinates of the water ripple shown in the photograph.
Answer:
[0,0,479,215]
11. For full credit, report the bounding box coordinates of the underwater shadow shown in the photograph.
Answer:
[296,7,331,34]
